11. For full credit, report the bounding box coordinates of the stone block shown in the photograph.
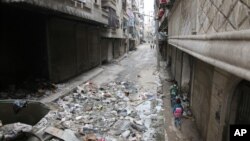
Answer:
[199,12,207,26]
[203,0,212,15]
[207,24,217,33]
[228,1,247,29]
[239,16,250,30]
[213,0,224,8]
[237,2,249,27]
[218,20,227,32]
[207,4,217,22]
[225,21,235,32]
[212,11,226,31]
[203,17,211,32]
[220,0,235,17]
[200,0,207,9]
[241,0,250,7]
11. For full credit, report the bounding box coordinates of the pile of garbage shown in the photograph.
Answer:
[31,80,163,141]
[170,83,192,117]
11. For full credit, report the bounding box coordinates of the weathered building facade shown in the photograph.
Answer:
[0,0,141,88]
[101,0,127,62]
[158,0,250,140]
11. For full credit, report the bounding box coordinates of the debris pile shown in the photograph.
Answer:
[32,80,164,141]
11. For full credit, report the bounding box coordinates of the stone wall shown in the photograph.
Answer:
[191,59,214,140]
[197,0,250,34]
[165,45,246,141]
[181,53,192,93]
[166,0,250,141]
[168,0,196,36]
[168,0,250,36]
[175,49,182,87]
[206,68,242,141]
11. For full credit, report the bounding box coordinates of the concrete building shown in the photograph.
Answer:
[139,0,145,42]
[0,0,141,88]
[101,0,128,62]
[157,0,250,140]
[126,0,141,50]
[144,17,155,43]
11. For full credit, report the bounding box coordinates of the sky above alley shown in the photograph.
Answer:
[143,0,154,24]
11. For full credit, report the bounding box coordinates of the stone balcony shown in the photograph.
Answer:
[101,0,117,10]
[1,0,108,25]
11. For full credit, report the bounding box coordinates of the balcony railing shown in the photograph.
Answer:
[70,0,93,9]
[101,0,117,10]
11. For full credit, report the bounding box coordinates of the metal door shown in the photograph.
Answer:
[236,82,250,124]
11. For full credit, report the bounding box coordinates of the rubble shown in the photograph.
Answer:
[84,133,97,141]
[121,130,130,138]
[45,127,80,141]
[0,79,161,141]
[0,122,32,140]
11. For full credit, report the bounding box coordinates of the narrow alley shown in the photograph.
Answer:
[0,43,201,141]
[36,44,166,141]
[0,44,167,141]
[1,0,250,141]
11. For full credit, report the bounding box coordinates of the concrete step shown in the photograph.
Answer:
[40,67,104,103]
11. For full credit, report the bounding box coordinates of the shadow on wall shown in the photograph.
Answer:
[0,5,48,89]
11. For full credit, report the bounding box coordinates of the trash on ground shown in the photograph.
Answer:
[27,80,164,141]
[45,126,80,141]
[0,122,32,140]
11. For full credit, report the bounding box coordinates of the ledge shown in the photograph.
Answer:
[168,30,250,81]
[2,0,108,25]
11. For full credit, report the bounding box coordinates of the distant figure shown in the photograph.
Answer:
[150,44,153,49]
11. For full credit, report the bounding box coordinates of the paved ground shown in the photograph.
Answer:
[160,67,201,141]
[91,43,201,141]
[91,44,165,141]
[0,43,201,141]
[92,43,157,85]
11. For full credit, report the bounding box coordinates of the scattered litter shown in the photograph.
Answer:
[13,100,28,113]
[125,91,130,97]
[45,127,80,141]
[84,133,96,141]
[0,122,32,140]
[131,123,147,132]
[121,130,131,138]
[29,80,163,141]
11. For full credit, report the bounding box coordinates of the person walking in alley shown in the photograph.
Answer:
[173,98,183,129]
[150,44,153,49]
